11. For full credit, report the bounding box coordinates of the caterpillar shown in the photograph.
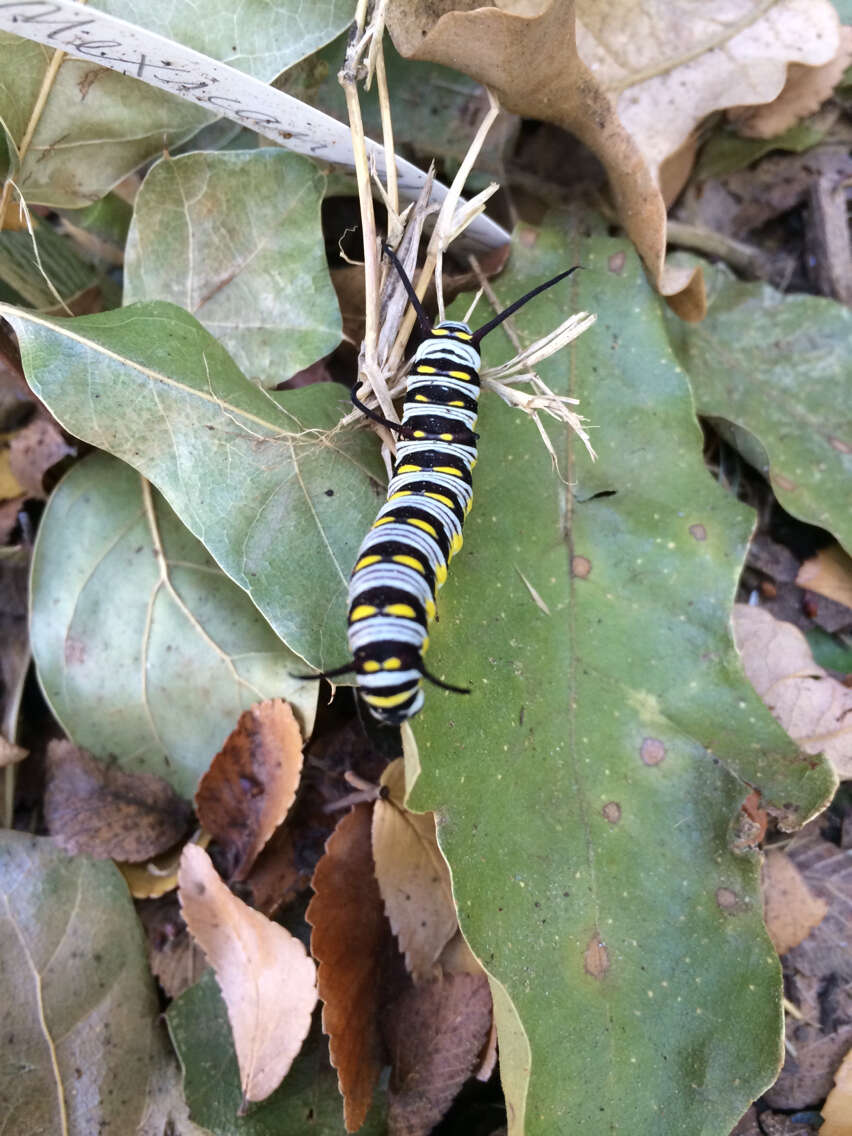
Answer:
[320,248,578,724]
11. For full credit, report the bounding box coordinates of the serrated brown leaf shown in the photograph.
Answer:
[178,843,317,1104]
[306,803,391,1132]
[384,972,493,1136]
[45,739,192,860]
[195,699,303,880]
[762,848,828,955]
[733,604,852,779]
[373,759,458,981]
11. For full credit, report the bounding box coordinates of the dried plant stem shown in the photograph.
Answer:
[374,40,399,217]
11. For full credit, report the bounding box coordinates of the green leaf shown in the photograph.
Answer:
[405,219,835,1133]
[1,0,354,208]
[167,970,387,1135]
[665,260,852,554]
[0,219,98,309]
[5,300,380,668]
[0,832,161,1135]
[30,450,319,798]
[695,111,838,180]
[124,150,341,387]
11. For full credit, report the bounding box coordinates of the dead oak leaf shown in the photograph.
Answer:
[384,972,493,1136]
[762,848,828,956]
[45,739,192,861]
[796,544,852,611]
[8,413,74,498]
[373,759,458,982]
[195,699,303,880]
[178,843,317,1104]
[306,803,391,1133]
[733,605,852,780]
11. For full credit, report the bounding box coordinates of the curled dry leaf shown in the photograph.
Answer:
[372,759,458,981]
[45,739,192,861]
[796,544,852,611]
[389,0,840,318]
[383,972,493,1136]
[820,1045,852,1136]
[727,27,852,139]
[137,894,208,1000]
[8,413,74,498]
[178,843,317,1104]
[194,699,303,881]
[733,604,852,780]
[307,803,391,1133]
[762,848,828,955]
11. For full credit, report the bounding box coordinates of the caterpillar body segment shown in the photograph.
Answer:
[348,322,481,724]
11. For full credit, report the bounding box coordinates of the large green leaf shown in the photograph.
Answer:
[167,969,386,1135]
[0,0,354,208]
[3,300,381,668]
[31,451,316,798]
[0,832,161,1134]
[124,150,341,387]
[404,220,836,1133]
[665,261,852,554]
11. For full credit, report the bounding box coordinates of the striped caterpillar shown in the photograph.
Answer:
[321,248,577,724]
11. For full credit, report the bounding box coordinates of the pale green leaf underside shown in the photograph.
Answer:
[0,833,160,1135]
[31,451,318,797]
[405,219,835,1134]
[666,260,852,554]
[124,149,341,387]
[0,0,354,207]
[5,300,382,671]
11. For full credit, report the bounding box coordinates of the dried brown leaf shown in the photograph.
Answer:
[373,759,458,981]
[733,604,852,779]
[306,803,390,1132]
[138,894,208,999]
[762,848,828,955]
[384,972,493,1136]
[8,413,74,498]
[728,27,852,139]
[178,843,317,1104]
[385,0,703,315]
[821,1045,852,1136]
[45,739,192,860]
[796,544,852,611]
[0,736,27,767]
[195,699,303,880]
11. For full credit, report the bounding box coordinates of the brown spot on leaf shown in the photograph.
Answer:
[715,887,738,910]
[689,523,707,541]
[602,801,621,824]
[772,473,798,492]
[640,737,666,766]
[584,932,610,979]
[608,251,626,274]
[572,555,592,579]
[828,436,850,454]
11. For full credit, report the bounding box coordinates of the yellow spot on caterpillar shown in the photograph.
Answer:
[425,491,454,509]
[416,365,437,373]
[384,657,402,670]
[465,496,474,514]
[421,635,431,652]
[454,331,472,341]
[435,562,448,585]
[448,370,472,381]
[354,554,381,571]
[414,394,429,402]
[413,430,426,439]
[408,517,437,537]
[373,515,394,526]
[451,533,463,555]
[449,400,465,407]
[393,554,424,573]
[362,660,381,673]
[385,603,416,618]
[440,433,454,442]
[430,329,449,337]
[434,465,463,477]
[389,491,412,501]
[350,605,377,621]
[397,464,422,474]
[363,688,417,709]
[425,599,436,622]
